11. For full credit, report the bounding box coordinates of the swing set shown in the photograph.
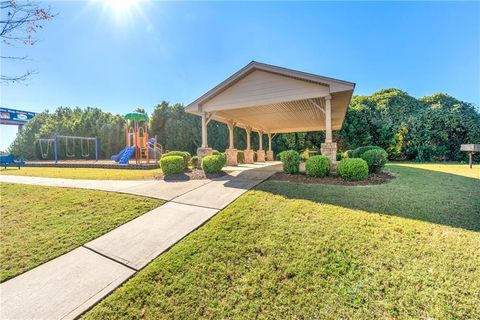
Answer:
[36,134,99,163]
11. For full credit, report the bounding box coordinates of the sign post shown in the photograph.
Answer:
[0,108,36,127]
[460,144,480,169]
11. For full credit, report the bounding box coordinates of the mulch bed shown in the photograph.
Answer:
[153,168,227,181]
[268,171,395,186]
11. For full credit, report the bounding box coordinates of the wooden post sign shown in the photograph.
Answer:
[460,144,480,168]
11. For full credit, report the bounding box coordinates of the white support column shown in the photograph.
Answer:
[325,95,332,143]
[227,120,235,149]
[266,132,274,161]
[226,120,238,166]
[258,130,263,150]
[320,95,337,168]
[257,130,265,162]
[201,112,208,148]
[244,126,254,164]
[197,111,213,160]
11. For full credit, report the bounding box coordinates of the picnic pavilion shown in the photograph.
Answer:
[185,61,355,166]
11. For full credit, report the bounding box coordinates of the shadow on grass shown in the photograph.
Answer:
[257,164,480,232]
[0,168,22,171]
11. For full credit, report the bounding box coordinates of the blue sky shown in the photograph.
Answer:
[1,1,479,150]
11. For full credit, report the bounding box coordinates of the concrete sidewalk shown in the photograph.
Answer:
[0,175,211,201]
[0,162,281,320]
[0,162,281,201]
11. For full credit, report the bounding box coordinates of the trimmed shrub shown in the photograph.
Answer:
[163,151,191,168]
[202,154,226,174]
[280,150,300,174]
[237,150,245,164]
[190,156,200,168]
[276,151,285,161]
[337,158,369,181]
[160,156,184,175]
[362,148,388,173]
[305,155,330,178]
[351,146,383,159]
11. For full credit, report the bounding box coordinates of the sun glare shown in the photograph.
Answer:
[93,0,146,25]
[105,0,136,16]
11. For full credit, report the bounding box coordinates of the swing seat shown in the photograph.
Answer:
[1,155,25,169]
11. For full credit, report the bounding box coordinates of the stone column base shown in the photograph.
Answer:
[321,142,337,167]
[226,148,238,166]
[197,147,213,161]
[266,150,274,161]
[244,149,254,164]
[256,150,265,162]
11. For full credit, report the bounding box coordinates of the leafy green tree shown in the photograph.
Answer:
[8,89,479,163]
[10,107,125,160]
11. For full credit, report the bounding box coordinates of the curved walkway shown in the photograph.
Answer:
[0,162,281,320]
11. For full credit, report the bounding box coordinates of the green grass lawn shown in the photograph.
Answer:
[0,183,163,282]
[0,167,163,180]
[393,162,479,179]
[84,163,479,319]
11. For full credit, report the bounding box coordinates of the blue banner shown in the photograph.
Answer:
[0,108,36,125]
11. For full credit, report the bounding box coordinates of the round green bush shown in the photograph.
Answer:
[305,155,330,178]
[276,151,285,161]
[202,154,226,174]
[160,156,184,175]
[237,150,245,164]
[190,156,200,168]
[351,146,383,158]
[337,158,369,181]
[361,148,388,173]
[163,151,191,168]
[280,150,300,174]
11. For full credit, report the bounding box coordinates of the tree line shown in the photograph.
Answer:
[9,88,480,162]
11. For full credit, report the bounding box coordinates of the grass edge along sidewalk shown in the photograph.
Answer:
[0,183,163,282]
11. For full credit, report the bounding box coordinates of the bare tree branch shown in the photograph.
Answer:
[1,0,55,83]
[1,69,37,84]
[0,55,30,60]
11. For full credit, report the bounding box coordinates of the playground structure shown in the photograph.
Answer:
[36,134,99,163]
[111,112,162,165]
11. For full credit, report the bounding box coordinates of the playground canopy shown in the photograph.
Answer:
[185,61,355,164]
[124,112,149,122]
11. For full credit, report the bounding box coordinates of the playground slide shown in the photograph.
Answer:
[118,146,135,165]
[111,147,127,162]
[148,146,162,158]
[147,138,162,158]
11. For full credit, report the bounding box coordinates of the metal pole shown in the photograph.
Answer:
[95,137,99,162]
[145,123,149,164]
[54,134,58,163]
[469,152,473,169]
[154,135,157,161]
